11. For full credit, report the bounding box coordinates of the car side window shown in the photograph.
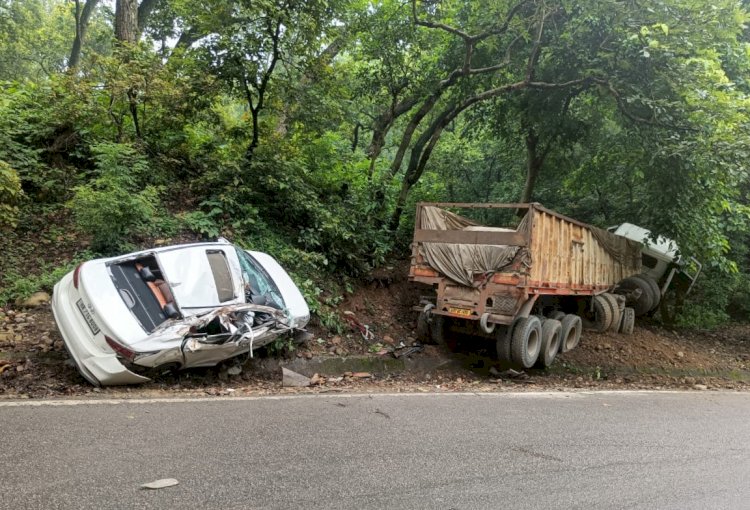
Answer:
[206,250,235,302]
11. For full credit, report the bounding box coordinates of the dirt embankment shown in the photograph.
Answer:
[1,263,749,399]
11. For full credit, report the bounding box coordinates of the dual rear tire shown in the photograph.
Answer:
[497,313,581,368]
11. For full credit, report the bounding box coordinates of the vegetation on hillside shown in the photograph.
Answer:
[1,0,749,327]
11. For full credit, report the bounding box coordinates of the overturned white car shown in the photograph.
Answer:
[51,240,310,386]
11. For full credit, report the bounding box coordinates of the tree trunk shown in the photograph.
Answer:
[115,0,139,44]
[68,0,100,69]
[519,128,546,204]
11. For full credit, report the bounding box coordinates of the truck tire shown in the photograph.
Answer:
[592,295,613,332]
[496,322,513,362]
[549,311,565,321]
[601,293,621,332]
[559,314,582,353]
[619,307,635,335]
[534,319,562,369]
[510,316,542,368]
[617,276,654,316]
[636,274,661,311]
[416,311,431,344]
[430,315,446,347]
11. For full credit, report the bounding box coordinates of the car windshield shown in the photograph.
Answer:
[235,247,284,309]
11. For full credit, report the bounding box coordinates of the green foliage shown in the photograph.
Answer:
[0,253,92,305]
[67,143,161,253]
[0,160,23,229]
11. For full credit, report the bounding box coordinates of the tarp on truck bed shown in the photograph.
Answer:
[418,206,530,287]
[417,205,642,288]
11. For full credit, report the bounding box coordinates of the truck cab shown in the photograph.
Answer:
[609,223,701,318]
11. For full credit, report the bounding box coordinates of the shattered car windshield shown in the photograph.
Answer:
[235,248,284,310]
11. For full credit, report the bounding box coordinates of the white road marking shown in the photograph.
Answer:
[0,390,724,407]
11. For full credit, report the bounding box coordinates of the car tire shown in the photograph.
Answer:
[559,314,582,353]
[592,295,613,332]
[619,307,635,335]
[510,316,542,368]
[534,319,562,369]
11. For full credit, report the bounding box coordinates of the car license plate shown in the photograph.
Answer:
[76,299,100,335]
[448,307,472,317]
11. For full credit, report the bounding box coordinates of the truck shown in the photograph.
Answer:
[409,202,669,369]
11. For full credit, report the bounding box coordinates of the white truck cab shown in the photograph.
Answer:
[609,223,702,321]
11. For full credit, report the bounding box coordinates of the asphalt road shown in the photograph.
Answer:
[1,391,749,509]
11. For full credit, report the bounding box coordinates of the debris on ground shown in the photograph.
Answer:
[141,478,179,490]
[391,343,424,359]
[489,367,529,380]
[281,367,311,388]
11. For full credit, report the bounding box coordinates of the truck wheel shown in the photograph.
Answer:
[601,293,621,332]
[416,311,431,344]
[636,274,661,311]
[430,314,445,347]
[619,307,635,335]
[549,311,565,321]
[617,276,654,316]
[559,314,582,353]
[592,295,613,332]
[534,319,562,369]
[510,316,542,368]
[495,323,513,362]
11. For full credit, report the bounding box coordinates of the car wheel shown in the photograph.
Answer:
[510,315,542,368]
[534,319,562,369]
[559,314,582,353]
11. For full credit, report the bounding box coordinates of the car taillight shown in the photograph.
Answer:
[73,263,84,289]
[105,336,136,362]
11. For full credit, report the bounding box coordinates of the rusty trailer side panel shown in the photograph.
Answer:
[526,206,636,292]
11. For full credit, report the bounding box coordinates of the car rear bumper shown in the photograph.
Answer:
[51,272,150,386]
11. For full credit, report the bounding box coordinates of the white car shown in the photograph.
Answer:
[51,240,310,386]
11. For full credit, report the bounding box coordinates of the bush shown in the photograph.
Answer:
[68,143,160,253]
[0,160,23,230]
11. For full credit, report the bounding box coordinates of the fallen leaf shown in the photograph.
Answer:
[352,372,372,378]
[141,478,179,490]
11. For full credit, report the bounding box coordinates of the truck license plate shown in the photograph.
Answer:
[448,307,472,317]
[76,299,100,335]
